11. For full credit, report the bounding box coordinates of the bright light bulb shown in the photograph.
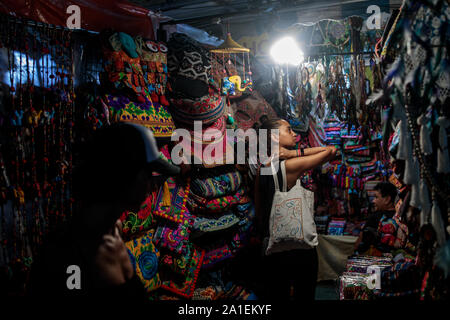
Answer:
[270,37,304,65]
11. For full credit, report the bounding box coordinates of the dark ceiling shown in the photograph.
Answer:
[131,0,402,27]
[128,0,403,42]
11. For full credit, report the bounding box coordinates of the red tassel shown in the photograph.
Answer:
[159,95,169,106]
[136,95,146,103]
[150,92,159,103]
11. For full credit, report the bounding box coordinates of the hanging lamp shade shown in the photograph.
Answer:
[210,33,250,53]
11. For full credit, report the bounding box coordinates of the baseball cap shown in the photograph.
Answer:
[81,122,180,177]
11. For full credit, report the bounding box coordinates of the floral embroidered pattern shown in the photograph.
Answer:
[125,229,161,293]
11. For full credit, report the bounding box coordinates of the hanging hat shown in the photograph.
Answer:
[169,93,225,126]
[232,90,277,130]
[167,33,212,99]
[119,32,139,58]
[173,116,234,167]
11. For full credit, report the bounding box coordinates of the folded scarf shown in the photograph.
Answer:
[187,187,250,214]
[192,212,241,233]
[191,171,242,199]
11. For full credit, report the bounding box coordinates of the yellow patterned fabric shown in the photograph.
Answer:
[104,92,175,137]
[125,229,161,293]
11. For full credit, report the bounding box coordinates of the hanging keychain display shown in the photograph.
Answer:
[0,14,75,284]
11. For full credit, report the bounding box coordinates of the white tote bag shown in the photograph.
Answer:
[266,160,318,255]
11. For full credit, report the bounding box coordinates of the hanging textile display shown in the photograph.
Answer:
[364,0,450,300]
[99,30,175,138]
[369,0,449,240]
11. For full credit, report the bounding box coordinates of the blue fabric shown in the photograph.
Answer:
[119,32,139,58]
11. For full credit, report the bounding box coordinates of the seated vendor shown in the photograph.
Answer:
[354,182,399,255]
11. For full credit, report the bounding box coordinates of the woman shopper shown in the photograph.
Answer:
[251,118,336,301]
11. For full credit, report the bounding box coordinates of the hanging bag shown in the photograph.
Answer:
[266,160,318,255]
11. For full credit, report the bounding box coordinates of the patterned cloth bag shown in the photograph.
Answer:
[125,229,161,293]
[101,32,147,101]
[266,161,318,255]
[159,242,204,299]
[192,212,241,233]
[136,37,170,106]
[102,92,175,138]
[153,219,192,255]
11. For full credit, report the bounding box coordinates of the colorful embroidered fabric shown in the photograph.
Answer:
[192,286,219,300]
[192,212,240,233]
[174,116,235,166]
[167,33,212,99]
[169,93,224,126]
[153,177,191,224]
[154,219,192,255]
[120,192,157,237]
[235,202,255,233]
[199,218,253,269]
[101,47,146,98]
[376,261,421,295]
[138,39,169,105]
[160,243,204,299]
[159,241,197,276]
[191,171,243,199]
[125,229,161,293]
[328,218,346,235]
[104,93,174,137]
[201,243,233,269]
[199,230,251,269]
[187,187,250,214]
[378,214,399,249]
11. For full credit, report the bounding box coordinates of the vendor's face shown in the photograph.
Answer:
[372,190,392,212]
[276,120,297,148]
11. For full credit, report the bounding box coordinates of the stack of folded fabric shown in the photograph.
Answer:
[339,255,393,300]
[322,110,387,223]
[147,33,255,300]
[327,217,346,235]
[324,113,343,151]
[186,168,253,271]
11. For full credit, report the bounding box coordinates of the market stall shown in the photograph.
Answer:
[0,0,448,302]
